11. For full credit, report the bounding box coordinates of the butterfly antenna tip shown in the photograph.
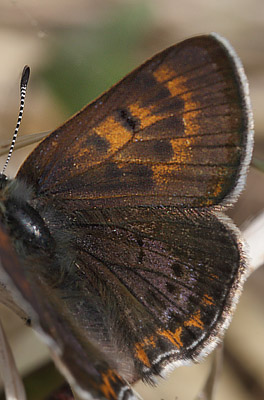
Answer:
[2,65,30,175]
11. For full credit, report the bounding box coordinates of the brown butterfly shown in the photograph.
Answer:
[0,33,253,400]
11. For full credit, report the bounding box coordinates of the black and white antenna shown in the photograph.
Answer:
[2,65,30,174]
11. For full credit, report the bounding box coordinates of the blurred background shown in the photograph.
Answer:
[0,0,263,399]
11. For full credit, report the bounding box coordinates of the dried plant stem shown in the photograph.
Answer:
[0,131,49,157]
[0,319,26,400]
[194,344,223,400]
[242,210,264,274]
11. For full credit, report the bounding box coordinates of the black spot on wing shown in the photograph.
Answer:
[166,282,176,294]
[86,133,110,153]
[172,263,184,278]
[116,108,140,132]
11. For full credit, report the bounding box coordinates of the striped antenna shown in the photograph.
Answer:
[2,66,30,174]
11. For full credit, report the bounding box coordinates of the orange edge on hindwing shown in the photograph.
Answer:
[184,310,204,330]
[157,326,183,348]
[202,294,214,306]
[134,307,209,367]
[99,369,120,400]
[134,327,183,367]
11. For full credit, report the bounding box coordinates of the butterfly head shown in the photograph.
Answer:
[0,176,55,260]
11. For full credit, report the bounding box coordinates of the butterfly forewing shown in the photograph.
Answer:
[18,34,252,208]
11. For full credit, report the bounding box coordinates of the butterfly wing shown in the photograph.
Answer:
[17,34,253,208]
[41,204,247,381]
[0,224,138,400]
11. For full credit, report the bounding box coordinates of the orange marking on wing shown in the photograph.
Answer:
[184,310,204,330]
[170,137,196,162]
[157,327,183,348]
[206,175,227,205]
[134,343,151,367]
[209,274,219,281]
[71,116,133,168]
[129,103,165,129]
[152,164,180,187]
[142,335,156,348]
[94,116,132,151]
[153,64,202,136]
[153,65,176,83]
[182,110,204,136]
[202,294,214,306]
[100,369,118,400]
[134,335,157,367]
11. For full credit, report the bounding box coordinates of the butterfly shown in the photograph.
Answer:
[0,33,253,400]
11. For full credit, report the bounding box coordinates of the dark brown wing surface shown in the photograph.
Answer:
[25,203,247,384]
[17,34,253,208]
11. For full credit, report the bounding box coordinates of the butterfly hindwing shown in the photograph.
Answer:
[18,34,252,209]
[0,203,246,395]
[26,202,247,383]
